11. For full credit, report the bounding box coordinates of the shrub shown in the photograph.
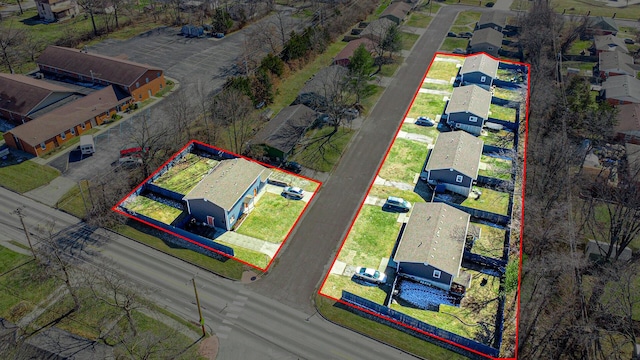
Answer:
[486,2,494,6]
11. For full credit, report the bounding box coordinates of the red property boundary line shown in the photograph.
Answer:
[317,52,530,360]
[112,139,322,272]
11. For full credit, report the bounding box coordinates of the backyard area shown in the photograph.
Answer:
[461,187,511,216]
[470,223,507,258]
[407,93,448,119]
[152,153,218,194]
[489,104,517,122]
[378,138,429,184]
[479,155,512,181]
[124,195,183,225]
[235,192,306,244]
[493,87,524,102]
[336,205,401,270]
[481,129,514,149]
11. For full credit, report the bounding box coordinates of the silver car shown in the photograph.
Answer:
[354,267,387,284]
[282,186,304,199]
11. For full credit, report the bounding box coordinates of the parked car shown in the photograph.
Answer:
[282,161,302,173]
[447,32,457,37]
[354,267,387,284]
[459,32,473,38]
[383,196,411,212]
[625,38,635,44]
[213,32,225,38]
[452,48,466,54]
[415,116,434,127]
[342,108,359,119]
[282,186,304,199]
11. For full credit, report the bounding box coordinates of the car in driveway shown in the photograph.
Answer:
[282,186,304,199]
[282,161,302,173]
[415,116,434,126]
[354,267,387,284]
[452,48,466,54]
[625,38,635,44]
[382,196,411,212]
[447,32,457,37]
[458,32,473,39]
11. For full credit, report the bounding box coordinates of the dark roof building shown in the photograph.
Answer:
[476,11,507,32]
[425,130,484,180]
[587,16,619,35]
[598,51,637,79]
[600,74,640,105]
[333,38,376,67]
[447,84,492,119]
[360,18,396,42]
[379,1,412,25]
[594,34,628,54]
[468,28,503,57]
[295,65,348,111]
[252,104,317,160]
[615,104,640,144]
[459,53,499,89]
[0,73,75,124]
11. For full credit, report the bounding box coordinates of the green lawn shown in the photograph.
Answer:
[236,192,305,244]
[493,87,524,102]
[215,239,270,269]
[113,224,245,280]
[568,39,593,55]
[124,196,183,225]
[291,126,354,172]
[561,61,596,76]
[439,38,469,52]
[471,223,506,258]
[481,129,515,149]
[479,155,512,181]
[511,0,640,19]
[489,104,517,122]
[421,81,453,92]
[462,187,511,215]
[337,205,401,269]
[406,12,434,28]
[379,58,403,77]
[400,123,440,140]
[400,32,420,51]
[378,138,429,184]
[267,170,320,192]
[390,269,501,340]
[56,180,92,219]
[426,56,461,81]
[359,84,385,116]
[270,41,349,115]
[368,184,427,205]
[316,296,468,360]
[153,153,218,194]
[407,93,447,119]
[321,274,388,304]
[453,11,482,28]
[0,160,59,193]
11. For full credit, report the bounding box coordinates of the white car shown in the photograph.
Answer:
[282,186,304,199]
[354,267,387,284]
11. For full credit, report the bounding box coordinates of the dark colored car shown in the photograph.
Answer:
[282,161,302,173]
[382,196,411,213]
[415,116,435,126]
[447,32,457,37]
[214,32,225,38]
[459,32,473,39]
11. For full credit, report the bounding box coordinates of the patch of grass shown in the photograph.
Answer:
[406,12,433,28]
[368,184,427,205]
[400,123,439,141]
[489,104,517,122]
[427,57,461,81]
[568,39,593,55]
[471,223,506,258]
[400,32,420,51]
[321,274,388,304]
[390,270,501,340]
[216,239,270,269]
[379,58,403,77]
[0,160,59,193]
[112,224,245,280]
[153,153,218,194]
[337,205,401,269]
[359,84,385,115]
[462,187,511,215]
[481,129,514,149]
[453,11,482,27]
[56,180,92,219]
[440,38,469,52]
[510,0,640,19]
[421,81,453,92]
[291,126,354,172]
[479,155,512,181]
[138,97,157,108]
[379,138,429,184]
[316,295,468,360]
[155,80,176,98]
[407,93,447,119]
[493,87,524,102]
[561,61,596,76]
[0,245,31,273]
[270,41,349,115]
[236,192,305,244]
[124,196,183,224]
[268,170,320,192]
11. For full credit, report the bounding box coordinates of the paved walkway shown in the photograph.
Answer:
[423,78,452,85]
[373,175,416,191]
[217,230,280,258]
[418,88,451,96]
[492,0,515,11]
[396,130,433,144]
[23,176,78,207]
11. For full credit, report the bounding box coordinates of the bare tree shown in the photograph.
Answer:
[0,23,25,74]
[210,88,254,154]
[166,89,195,146]
[124,109,172,179]
[78,0,100,36]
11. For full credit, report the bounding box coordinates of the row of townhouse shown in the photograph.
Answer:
[1,46,166,157]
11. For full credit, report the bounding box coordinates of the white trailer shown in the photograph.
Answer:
[80,135,95,155]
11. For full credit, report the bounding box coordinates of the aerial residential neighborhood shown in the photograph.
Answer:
[0,0,638,359]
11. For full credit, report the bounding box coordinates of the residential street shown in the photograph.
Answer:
[0,187,417,360]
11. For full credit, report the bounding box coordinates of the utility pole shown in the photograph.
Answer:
[11,207,37,261]
[192,277,206,336]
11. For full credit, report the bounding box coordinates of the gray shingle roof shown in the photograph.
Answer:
[394,202,469,276]
[588,16,619,32]
[594,35,628,53]
[37,46,162,88]
[599,51,635,75]
[460,53,499,78]
[445,84,492,119]
[602,75,640,103]
[252,104,317,154]
[470,27,503,48]
[360,18,395,40]
[0,73,74,117]
[380,1,411,21]
[615,103,640,137]
[477,11,507,29]
[184,158,272,210]
[425,130,484,178]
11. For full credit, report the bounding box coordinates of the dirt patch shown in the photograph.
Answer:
[198,335,219,359]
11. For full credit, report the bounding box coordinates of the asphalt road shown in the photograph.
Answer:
[0,187,417,360]
[250,6,461,312]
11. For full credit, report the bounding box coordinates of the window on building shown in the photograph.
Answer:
[480,76,486,83]
[157,72,161,77]
[469,116,478,122]
[80,123,86,130]
[60,132,66,140]
[136,81,140,88]
[139,94,142,99]
[433,270,441,279]
[146,77,149,84]
[70,128,75,135]
[456,175,463,183]
[41,143,46,150]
